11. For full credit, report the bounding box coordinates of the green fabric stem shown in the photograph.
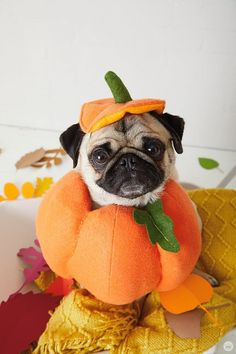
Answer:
[105,71,132,103]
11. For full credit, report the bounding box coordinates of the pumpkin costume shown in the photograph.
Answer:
[36,171,202,305]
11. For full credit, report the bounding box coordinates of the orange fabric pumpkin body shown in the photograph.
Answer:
[36,172,201,305]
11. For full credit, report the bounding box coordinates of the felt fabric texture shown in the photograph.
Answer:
[79,98,165,133]
[34,188,236,354]
[36,171,201,305]
[36,172,92,279]
[105,71,132,103]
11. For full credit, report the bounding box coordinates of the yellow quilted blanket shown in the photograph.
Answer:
[34,189,236,354]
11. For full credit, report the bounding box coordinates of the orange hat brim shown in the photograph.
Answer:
[79,98,165,133]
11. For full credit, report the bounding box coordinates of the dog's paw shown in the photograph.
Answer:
[202,273,219,287]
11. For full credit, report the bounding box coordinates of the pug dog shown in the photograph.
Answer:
[60,111,218,286]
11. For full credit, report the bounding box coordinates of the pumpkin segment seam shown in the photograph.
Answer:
[108,206,119,297]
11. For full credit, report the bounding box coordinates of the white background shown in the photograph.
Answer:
[0,0,236,150]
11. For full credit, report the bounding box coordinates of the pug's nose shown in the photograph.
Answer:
[119,154,137,171]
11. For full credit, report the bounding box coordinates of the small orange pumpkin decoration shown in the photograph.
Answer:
[36,171,202,305]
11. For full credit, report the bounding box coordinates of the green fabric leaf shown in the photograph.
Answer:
[133,209,163,246]
[105,71,132,103]
[133,200,180,252]
[198,157,219,170]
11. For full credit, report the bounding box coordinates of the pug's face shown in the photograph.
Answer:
[60,112,184,207]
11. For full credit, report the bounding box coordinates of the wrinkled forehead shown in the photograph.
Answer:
[87,113,171,148]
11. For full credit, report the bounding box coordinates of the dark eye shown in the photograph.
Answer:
[92,148,109,164]
[145,143,160,155]
[143,138,164,158]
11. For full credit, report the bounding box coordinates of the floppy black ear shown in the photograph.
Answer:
[150,111,185,154]
[59,123,85,167]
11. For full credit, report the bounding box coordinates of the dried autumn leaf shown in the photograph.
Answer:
[45,148,59,154]
[21,182,35,199]
[4,182,20,200]
[46,148,66,155]
[54,157,62,165]
[46,161,52,168]
[37,157,53,162]
[59,148,67,155]
[165,308,204,338]
[34,177,53,197]
[15,148,46,169]
[31,163,45,168]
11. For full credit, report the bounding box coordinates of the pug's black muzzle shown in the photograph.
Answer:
[96,153,164,199]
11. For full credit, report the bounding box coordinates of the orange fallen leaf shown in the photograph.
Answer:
[4,183,20,200]
[0,178,54,202]
[159,274,213,314]
[21,182,35,199]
